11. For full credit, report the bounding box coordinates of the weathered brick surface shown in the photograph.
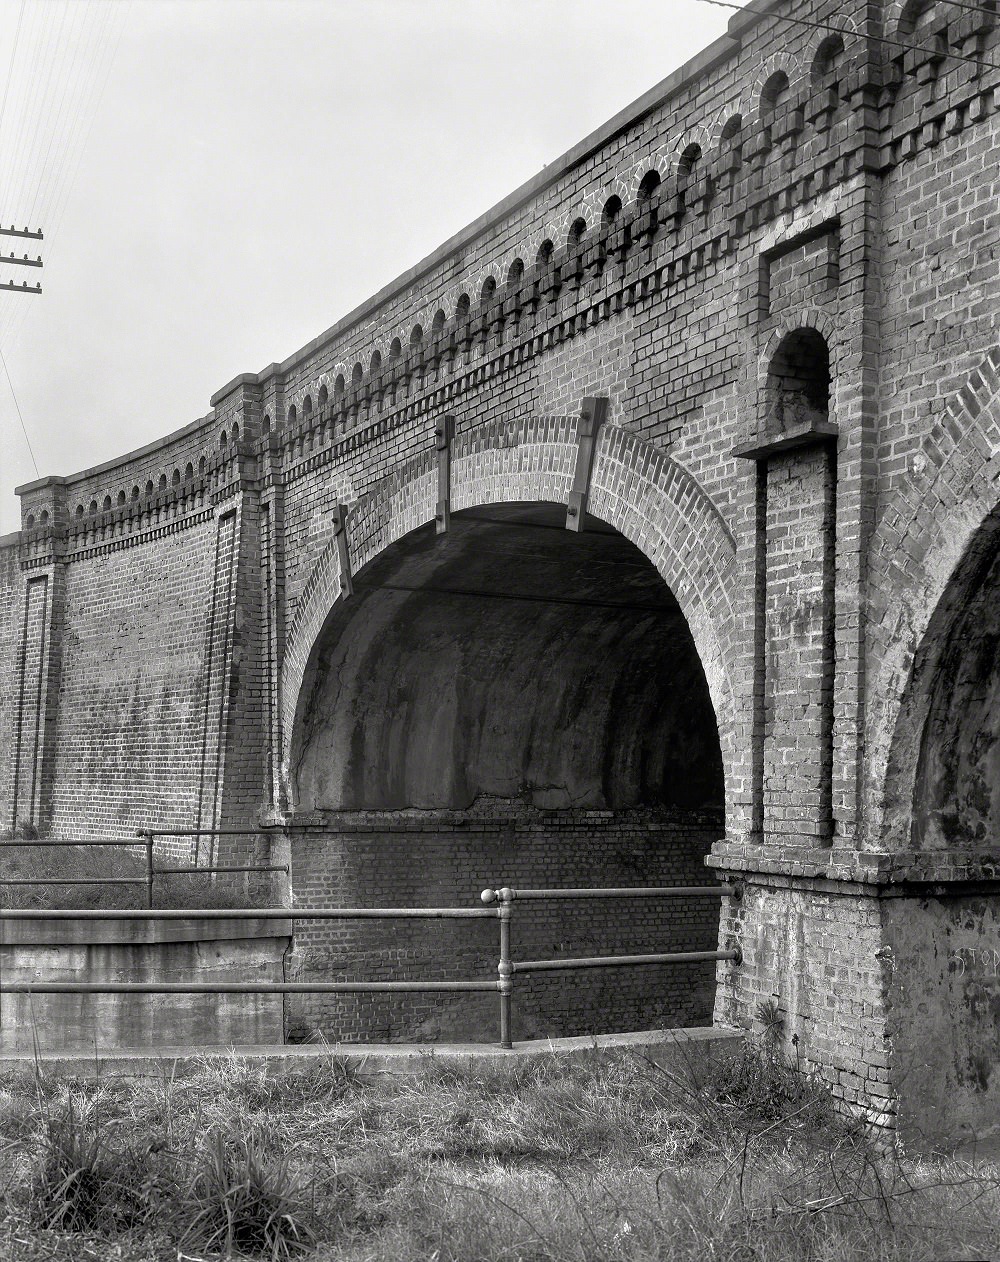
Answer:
[285,805,723,1043]
[3,0,1000,1137]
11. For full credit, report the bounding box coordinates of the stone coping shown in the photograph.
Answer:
[0,1026,743,1078]
[0,916,292,946]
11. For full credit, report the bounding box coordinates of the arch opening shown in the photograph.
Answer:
[909,512,1000,853]
[286,502,725,1044]
[879,506,1000,1144]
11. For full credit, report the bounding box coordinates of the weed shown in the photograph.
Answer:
[29,1095,109,1231]
[0,1044,998,1260]
[181,1126,317,1260]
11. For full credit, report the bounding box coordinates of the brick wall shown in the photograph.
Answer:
[44,519,220,838]
[284,804,724,1042]
[762,445,836,840]
[3,0,1000,1138]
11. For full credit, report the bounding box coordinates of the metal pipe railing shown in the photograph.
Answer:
[0,877,149,887]
[0,883,742,1050]
[1,981,500,995]
[483,884,734,900]
[481,884,741,1048]
[0,907,495,920]
[513,949,741,973]
[1,829,289,909]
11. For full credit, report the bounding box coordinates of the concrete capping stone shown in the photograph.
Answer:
[0,916,293,945]
[732,417,839,460]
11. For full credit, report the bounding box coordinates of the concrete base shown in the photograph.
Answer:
[0,916,291,1052]
[0,1025,743,1079]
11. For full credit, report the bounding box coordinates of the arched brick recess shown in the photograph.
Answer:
[666,126,713,178]
[280,417,739,802]
[869,347,1000,849]
[757,308,841,397]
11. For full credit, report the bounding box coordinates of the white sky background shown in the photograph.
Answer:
[0,0,743,535]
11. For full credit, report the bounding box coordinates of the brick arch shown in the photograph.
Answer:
[627,160,668,201]
[884,0,950,38]
[756,311,841,433]
[280,416,739,803]
[869,346,1000,848]
[746,54,802,132]
[665,126,713,179]
[708,102,749,152]
[604,174,631,207]
[576,186,609,227]
[521,224,562,267]
[555,202,593,245]
[803,20,864,75]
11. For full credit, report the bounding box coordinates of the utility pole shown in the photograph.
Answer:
[0,224,42,294]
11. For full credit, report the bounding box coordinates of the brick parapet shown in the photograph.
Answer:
[13,1,999,534]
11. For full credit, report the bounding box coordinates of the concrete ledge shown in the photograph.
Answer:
[0,1026,743,1079]
[0,916,292,945]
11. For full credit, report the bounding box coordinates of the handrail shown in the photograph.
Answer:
[0,883,742,1049]
[513,949,741,972]
[0,981,500,995]
[480,884,741,1048]
[0,829,289,908]
[481,884,733,901]
[0,907,496,920]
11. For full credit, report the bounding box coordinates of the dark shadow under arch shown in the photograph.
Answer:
[886,504,1000,852]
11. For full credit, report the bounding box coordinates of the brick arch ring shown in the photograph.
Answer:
[278,416,740,806]
[865,345,1000,848]
[757,309,842,398]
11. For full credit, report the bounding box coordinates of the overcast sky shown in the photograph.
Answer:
[0,0,742,535]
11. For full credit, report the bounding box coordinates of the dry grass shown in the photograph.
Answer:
[0,1043,997,1260]
[0,843,263,910]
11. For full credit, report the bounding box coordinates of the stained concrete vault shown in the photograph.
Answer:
[292,502,723,816]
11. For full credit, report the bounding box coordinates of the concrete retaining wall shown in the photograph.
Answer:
[0,917,290,1053]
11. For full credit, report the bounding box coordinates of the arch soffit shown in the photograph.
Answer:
[280,421,739,775]
[871,346,1000,838]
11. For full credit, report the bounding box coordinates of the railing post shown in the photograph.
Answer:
[482,886,514,1050]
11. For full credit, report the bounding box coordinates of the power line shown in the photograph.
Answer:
[0,0,25,141]
[1,347,38,479]
[0,1,128,349]
[694,0,1000,73]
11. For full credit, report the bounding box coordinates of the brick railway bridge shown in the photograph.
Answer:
[3,0,1000,1142]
